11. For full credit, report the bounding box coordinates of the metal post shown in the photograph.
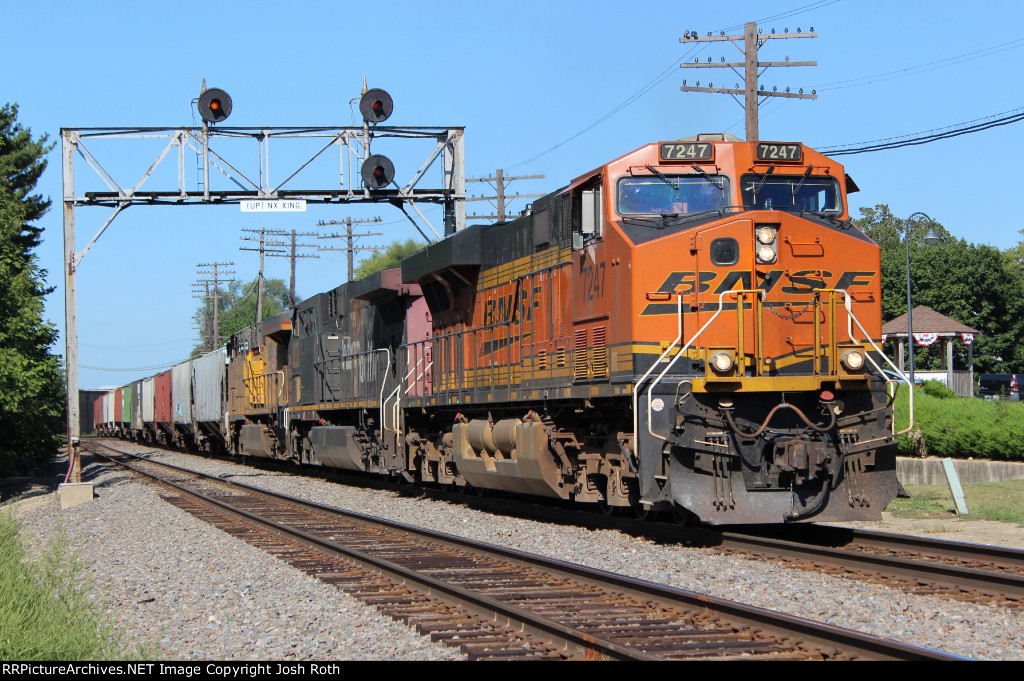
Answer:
[443,130,465,234]
[905,212,940,388]
[906,221,915,387]
[62,130,81,484]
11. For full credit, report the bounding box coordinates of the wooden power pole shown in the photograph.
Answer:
[679,22,817,141]
[193,262,235,351]
[466,169,545,223]
[317,217,384,282]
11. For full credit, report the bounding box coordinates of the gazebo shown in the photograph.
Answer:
[881,305,979,397]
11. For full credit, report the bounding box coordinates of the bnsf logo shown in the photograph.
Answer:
[641,269,875,316]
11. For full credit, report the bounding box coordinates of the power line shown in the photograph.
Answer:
[814,38,1024,92]
[317,217,384,282]
[466,170,546,222]
[81,361,185,372]
[820,106,1024,156]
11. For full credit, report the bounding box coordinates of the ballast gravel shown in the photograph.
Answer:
[11,444,1024,661]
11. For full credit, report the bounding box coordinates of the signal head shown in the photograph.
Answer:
[359,88,393,124]
[198,88,232,124]
[361,154,395,189]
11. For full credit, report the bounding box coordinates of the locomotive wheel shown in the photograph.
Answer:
[672,504,697,525]
[633,502,654,521]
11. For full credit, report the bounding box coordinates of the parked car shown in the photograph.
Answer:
[977,374,1023,401]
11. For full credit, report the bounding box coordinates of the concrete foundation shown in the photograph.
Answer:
[58,482,94,509]
[897,457,1024,487]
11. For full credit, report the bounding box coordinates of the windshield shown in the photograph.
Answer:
[617,175,730,216]
[740,174,842,214]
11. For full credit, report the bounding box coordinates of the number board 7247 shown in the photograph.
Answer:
[659,142,714,162]
[755,142,803,162]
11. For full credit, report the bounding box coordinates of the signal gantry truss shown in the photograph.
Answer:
[60,121,466,483]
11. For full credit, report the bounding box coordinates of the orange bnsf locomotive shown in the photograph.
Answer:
[118,133,900,525]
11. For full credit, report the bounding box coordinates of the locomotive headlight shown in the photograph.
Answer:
[756,226,777,244]
[840,349,866,372]
[756,244,777,263]
[710,351,735,374]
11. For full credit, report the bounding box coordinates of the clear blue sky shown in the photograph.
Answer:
[8,0,1024,388]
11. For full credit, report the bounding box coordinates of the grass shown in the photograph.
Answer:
[0,508,154,660]
[886,479,1024,526]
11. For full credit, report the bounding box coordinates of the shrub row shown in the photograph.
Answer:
[892,383,1024,460]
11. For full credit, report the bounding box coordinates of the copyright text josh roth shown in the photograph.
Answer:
[2,663,341,678]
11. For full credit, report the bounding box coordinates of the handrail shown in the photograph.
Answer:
[631,296,683,459]
[635,287,913,454]
[644,290,750,445]
[242,370,285,409]
[830,289,915,437]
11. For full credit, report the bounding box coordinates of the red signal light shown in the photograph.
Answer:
[361,154,395,189]
[198,88,232,124]
[359,88,393,124]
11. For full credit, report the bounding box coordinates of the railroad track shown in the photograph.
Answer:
[445,486,1024,607]
[723,524,1024,607]
[84,440,958,661]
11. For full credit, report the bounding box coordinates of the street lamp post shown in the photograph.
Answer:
[905,212,943,387]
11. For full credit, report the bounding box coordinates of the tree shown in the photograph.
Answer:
[857,204,1024,374]
[354,239,424,279]
[0,104,65,475]
[191,278,291,356]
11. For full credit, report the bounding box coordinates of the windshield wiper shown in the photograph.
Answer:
[690,164,724,191]
[791,166,813,198]
[751,164,775,195]
[645,165,678,189]
[621,210,723,230]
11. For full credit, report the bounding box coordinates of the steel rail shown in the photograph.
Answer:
[87,445,655,660]
[841,527,1024,571]
[721,527,1024,603]
[86,442,962,661]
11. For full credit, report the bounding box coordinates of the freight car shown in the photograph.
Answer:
[92,134,905,525]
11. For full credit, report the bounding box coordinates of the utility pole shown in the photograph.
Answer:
[194,262,235,351]
[240,228,281,322]
[241,228,319,313]
[466,170,545,222]
[680,22,817,141]
[317,217,384,282]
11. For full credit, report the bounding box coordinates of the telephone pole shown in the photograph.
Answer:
[193,262,235,351]
[279,229,320,307]
[466,169,545,222]
[317,217,384,282]
[240,228,283,322]
[240,228,319,317]
[680,22,817,141]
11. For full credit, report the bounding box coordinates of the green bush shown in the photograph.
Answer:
[920,379,957,399]
[893,386,1024,461]
[0,510,147,660]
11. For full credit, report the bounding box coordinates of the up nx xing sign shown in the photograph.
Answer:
[240,200,307,213]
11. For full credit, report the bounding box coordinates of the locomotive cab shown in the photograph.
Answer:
[610,135,897,523]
